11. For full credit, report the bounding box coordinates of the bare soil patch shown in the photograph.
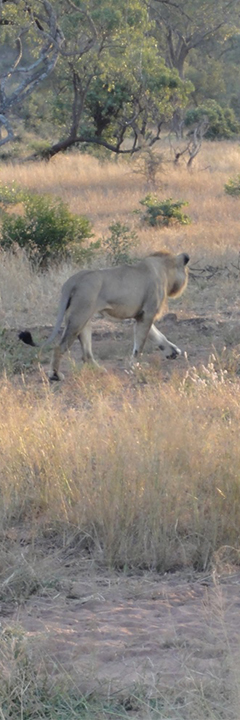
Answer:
[3,563,240,715]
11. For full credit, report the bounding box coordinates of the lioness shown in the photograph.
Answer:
[19,250,189,380]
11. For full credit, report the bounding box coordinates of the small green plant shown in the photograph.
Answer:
[132,147,165,186]
[0,181,27,206]
[224,175,240,196]
[138,194,191,227]
[0,184,98,268]
[103,221,138,265]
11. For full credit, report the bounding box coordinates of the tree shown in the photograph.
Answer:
[35,0,192,158]
[149,0,240,135]
[150,0,240,79]
[0,0,64,146]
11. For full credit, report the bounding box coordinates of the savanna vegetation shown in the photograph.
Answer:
[1,1,240,717]
[1,0,240,160]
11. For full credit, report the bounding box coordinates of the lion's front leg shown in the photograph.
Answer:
[148,323,181,359]
[131,315,155,364]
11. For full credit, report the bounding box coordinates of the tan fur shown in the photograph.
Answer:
[21,251,189,380]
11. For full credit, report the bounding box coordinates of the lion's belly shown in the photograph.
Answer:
[104,302,140,319]
[98,285,144,320]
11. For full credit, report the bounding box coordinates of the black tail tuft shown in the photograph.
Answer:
[19,331,37,347]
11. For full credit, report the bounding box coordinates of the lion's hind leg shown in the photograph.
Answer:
[48,315,88,381]
[131,314,154,364]
[78,322,103,369]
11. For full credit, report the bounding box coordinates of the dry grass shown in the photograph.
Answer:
[1,141,240,327]
[0,249,76,329]
[0,365,239,572]
[0,141,240,261]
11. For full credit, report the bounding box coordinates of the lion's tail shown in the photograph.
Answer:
[19,287,72,349]
[19,330,37,346]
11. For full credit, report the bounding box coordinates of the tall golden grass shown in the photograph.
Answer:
[0,363,240,571]
[1,141,240,327]
[1,141,240,257]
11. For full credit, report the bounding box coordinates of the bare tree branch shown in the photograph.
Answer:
[25,128,163,161]
[168,116,209,167]
[187,117,209,167]
[0,0,65,143]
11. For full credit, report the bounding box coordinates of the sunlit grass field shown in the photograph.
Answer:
[0,369,240,571]
[1,140,240,329]
[1,142,240,718]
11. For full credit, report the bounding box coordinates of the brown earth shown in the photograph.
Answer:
[5,563,240,715]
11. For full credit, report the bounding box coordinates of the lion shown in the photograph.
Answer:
[19,250,189,380]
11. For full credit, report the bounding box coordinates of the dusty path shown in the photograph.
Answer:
[8,567,240,707]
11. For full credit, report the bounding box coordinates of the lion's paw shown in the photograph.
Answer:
[48,370,65,382]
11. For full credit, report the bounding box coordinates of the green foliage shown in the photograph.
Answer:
[84,77,130,140]
[138,195,191,227]
[224,174,240,196]
[186,55,227,107]
[103,222,138,265]
[185,100,240,139]
[3,0,240,158]
[0,182,26,206]
[0,186,96,267]
[21,0,192,157]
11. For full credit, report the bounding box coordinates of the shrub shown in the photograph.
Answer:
[0,181,26,206]
[224,175,240,196]
[132,147,165,186]
[184,100,240,140]
[0,184,97,268]
[138,194,191,227]
[103,221,138,265]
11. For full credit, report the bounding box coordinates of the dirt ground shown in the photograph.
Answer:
[17,305,240,384]
[5,563,240,712]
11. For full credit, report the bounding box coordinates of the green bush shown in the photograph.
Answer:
[138,195,191,227]
[184,100,240,140]
[0,184,97,267]
[0,181,27,206]
[224,175,240,196]
[103,221,138,265]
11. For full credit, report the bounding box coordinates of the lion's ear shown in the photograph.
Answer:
[177,252,189,266]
